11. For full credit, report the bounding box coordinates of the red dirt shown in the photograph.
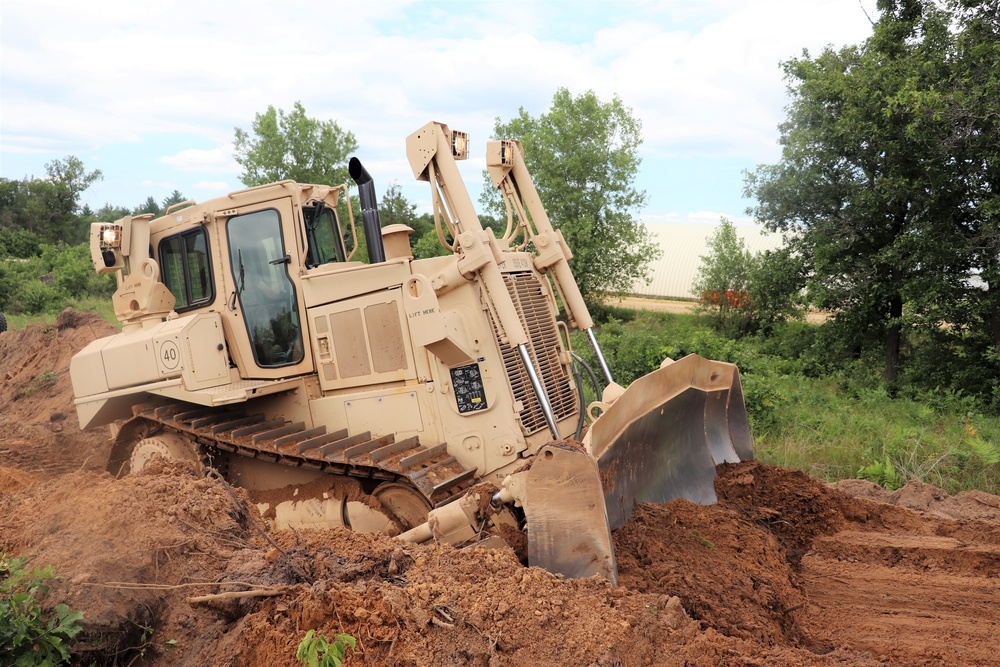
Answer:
[1,309,998,666]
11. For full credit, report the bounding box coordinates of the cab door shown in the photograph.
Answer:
[222,197,313,379]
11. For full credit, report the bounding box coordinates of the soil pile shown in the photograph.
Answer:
[0,308,116,475]
[1,310,998,666]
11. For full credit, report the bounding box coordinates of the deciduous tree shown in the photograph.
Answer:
[0,156,101,245]
[483,88,658,303]
[744,0,962,383]
[695,217,804,337]
[234,102,357,187]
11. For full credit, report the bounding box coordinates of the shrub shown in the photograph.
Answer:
[0,242,115,314]
[0,554,84,667]
[13,281,68,315]
[0,227,42,258]
[296,630,356,667]
[580,313,783,432]
[694,217,805,337]
[42,242,116,299]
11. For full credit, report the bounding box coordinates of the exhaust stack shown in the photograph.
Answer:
[349,157,386,264]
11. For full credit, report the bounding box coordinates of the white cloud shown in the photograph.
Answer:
[160,146,240,173]
[193,181,231,193]
[1,0,879,216]
[139,180,176,189]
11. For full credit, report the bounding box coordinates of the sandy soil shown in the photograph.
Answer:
[1,309,997,666]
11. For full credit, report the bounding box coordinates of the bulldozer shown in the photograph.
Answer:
[70,121,753,585]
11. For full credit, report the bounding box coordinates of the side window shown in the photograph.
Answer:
[303,203,347,268]
[159,229,214,311]
[228,209,304,368]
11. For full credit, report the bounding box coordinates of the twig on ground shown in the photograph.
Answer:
[187,589,285,604]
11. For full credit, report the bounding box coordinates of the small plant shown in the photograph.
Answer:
[0,553,84,667]
[689,530,716,551]
[296,629,356,667]
[126,623,178,662]
[857,457,905,491]
[19,370,59,398]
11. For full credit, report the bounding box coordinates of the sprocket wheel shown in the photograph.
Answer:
[129,432,201,473]
[373,482,432,530]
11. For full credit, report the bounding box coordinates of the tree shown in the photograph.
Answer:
[43,156,104,243]
[936,0,1000,370]
[233,101,358,187]
[694,217,754,336]
[0,157,101,245]
[378,182,416,229]
[162,190,187,210]
[483,88,659,302]
[136,196,161,217]
[744,0,964,384]
[694,217,804,337]
[86,204,132,223]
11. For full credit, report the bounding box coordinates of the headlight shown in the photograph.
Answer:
[99,224,122,249]
[451,131,469,160]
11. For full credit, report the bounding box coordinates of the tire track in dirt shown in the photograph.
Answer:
[799,530,1000,666]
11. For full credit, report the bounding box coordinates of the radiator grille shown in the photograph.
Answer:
[489,272,579,435]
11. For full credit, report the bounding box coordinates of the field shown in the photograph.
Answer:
[1,310,999,666]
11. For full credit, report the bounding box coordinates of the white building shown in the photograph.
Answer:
[631,223,784,299]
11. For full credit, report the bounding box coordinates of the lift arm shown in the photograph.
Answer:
[406,121,561,439]
[486,139,615,385]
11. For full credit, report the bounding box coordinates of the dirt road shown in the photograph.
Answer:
[0,311,995,666]
[613,295,831,323]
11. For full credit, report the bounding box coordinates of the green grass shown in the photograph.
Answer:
[4,297,119,330]
[578,308,1000,496]
[758,374,1000,494]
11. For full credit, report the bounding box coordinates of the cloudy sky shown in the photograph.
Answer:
[1,0,876,226]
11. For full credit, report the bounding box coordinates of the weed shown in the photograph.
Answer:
[125,624,178,662]
[19,370,59,398]
[296,630,357,667]
[689,530,716,550]
[857,458,905,491]
[0,553,84,667]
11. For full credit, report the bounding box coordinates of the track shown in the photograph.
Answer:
[120,400,479,507]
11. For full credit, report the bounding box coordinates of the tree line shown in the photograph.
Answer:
[0,89,655,317]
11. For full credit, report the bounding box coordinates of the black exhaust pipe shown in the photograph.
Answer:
[348,157,386,264]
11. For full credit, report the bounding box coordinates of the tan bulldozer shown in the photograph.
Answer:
[70,121,752,584]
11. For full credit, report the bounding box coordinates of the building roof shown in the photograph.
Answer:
[631,223,784,299]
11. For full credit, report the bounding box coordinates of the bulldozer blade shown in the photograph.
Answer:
[586,354,754,530]
[524,443,618,585]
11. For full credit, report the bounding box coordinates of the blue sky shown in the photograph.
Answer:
[1,0,876,226]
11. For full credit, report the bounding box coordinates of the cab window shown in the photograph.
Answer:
[303,202,347,268]
[159,228,214,311]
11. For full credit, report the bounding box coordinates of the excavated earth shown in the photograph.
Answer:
[1,309,999,666]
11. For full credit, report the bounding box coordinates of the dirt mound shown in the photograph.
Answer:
[0,308,116,477]
[0,465,37,493]
[838,477,1000,522]
[1,312,999,666]
[614,500,804,646]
